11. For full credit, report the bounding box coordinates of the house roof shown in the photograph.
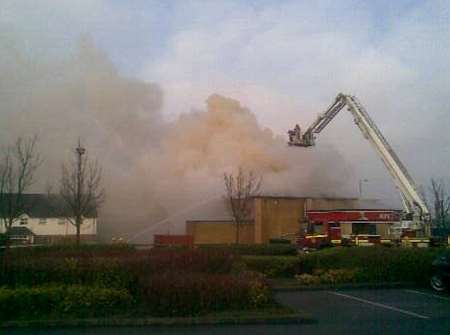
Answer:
[0,193,97,218]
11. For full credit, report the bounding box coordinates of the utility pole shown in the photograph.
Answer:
[75,139,85,245]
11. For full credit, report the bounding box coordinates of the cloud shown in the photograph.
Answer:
[142,0,450,196]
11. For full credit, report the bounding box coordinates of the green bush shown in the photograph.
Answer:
[140,271,271,316]
[0,247,239,294]
[298,247,443,285]
[3,243,136,258]
[294,273,321,285]
[242,256,300,278]
[145,248,237,274]
[295,269,359,285]
[0,285,133,321]
[1,257,137,290]
[198,243,297,256]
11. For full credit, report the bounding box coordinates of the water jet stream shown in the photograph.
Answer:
[127,194,222,243]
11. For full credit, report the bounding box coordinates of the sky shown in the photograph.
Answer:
[1,0,449,234]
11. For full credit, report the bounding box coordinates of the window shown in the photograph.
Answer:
[39,218,47,225]
[20,217,28,225]
[312,223,324,234]
[352,223,377,235]
[58,218,65,225]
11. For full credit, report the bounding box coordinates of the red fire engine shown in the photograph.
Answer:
[298,209,402,249]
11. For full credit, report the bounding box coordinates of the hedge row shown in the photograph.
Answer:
[298,247,442,285]
[1,248,236,289]
[145,248,237,274]
[243,247,444,285]
[2,243,136,258]
[242,256,300,278]
[141,272,271,316]
[1,247,273,320]
[0,286,133,320]
[198,243,297,256]
[0,257,136,289]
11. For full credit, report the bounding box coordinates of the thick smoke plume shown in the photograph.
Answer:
[0,38,354,242]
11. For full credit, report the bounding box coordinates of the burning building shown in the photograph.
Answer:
[186,196,400,244]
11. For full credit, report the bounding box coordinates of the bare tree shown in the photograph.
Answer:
[429,178,450,229]
[59,141,105,245]
[223,167,262,244]
[0,136,41,236]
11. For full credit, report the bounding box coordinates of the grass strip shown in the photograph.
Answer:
[1,307,314,329]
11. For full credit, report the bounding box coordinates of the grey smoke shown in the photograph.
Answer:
[0,36,358,242]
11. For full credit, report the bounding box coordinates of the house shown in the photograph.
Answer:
[186,196,399,244]
[0,194,97,244]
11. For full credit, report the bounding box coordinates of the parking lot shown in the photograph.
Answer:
[8,288,450,335]
[277,288,450,334]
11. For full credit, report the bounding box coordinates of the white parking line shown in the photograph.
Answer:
[329,291,430,319]
[404,289,450,302]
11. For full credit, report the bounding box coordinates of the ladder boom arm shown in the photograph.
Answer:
[288,93,430,222]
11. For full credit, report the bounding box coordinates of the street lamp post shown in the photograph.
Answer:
[75,139,85,245]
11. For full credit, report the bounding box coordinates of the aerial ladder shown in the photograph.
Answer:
[288,93,431,239]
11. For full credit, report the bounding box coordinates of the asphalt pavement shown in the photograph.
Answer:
[6,288,450,335]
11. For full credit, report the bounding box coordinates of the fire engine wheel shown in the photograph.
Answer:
[430,274,447,292]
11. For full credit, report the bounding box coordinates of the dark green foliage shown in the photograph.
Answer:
[145,248,237,274]
[0,245,272,320]
[0,246,236,289]
[141,272,271,316]
[0,254,137,289]
[242,256,300,278]
[198,243,297,256]
[0,286,133,321]
[242,247,444,284]
[3,243,136,258]
[297,247,443,285]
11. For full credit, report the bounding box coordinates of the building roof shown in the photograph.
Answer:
[0,193,97,218]
[186,219,254,224]
[184,195,397,222]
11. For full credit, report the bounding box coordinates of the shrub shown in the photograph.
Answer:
[318,269,359,284]
[0,285,133,321]
[3,243,136,259]
[295,273,321,285]
[242,256,300,278]
[140,271,271,316]
[0,256,137,290]
[144,248,237,274]
[295,269,359,285]
[198,244,297,256]
[298,247,442,285]
[0,247,238,290]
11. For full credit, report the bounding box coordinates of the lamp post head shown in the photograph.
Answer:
[76,146,85,156]
[76,139,86,156]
